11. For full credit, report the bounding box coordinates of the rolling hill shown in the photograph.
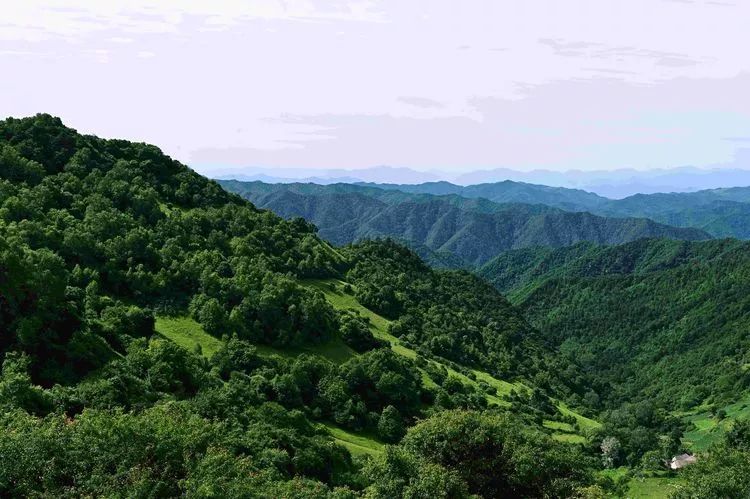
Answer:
[0,114,603,497]
[356,180,610,212]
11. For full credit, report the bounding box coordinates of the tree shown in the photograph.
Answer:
[363,446,469,499]
[0,352,51,414]
[403,411,592,498]
[600,436,621,469]
[377,405,406,443]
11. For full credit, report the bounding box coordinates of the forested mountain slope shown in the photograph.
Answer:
[0,115,603,497]
[358,180,750,239]
[235,179,750,239]
[221,180,710,268]
[480,238,750,414]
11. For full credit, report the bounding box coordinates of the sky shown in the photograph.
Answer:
[1,0,749,175]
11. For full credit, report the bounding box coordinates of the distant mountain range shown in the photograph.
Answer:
[206,166,443,185]
[220,180,710,268]
[202,162,750,197]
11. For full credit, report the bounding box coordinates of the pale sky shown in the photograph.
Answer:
[2,0,749,173]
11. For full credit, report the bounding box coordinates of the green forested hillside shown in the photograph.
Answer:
[480,238,750,412]
[597,189,750,238]
[479,238,750,494]
[221,180,709,268]
[0,115,608,497]
[4,114,748,497]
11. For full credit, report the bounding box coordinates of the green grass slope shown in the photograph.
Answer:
[304,278,599,438]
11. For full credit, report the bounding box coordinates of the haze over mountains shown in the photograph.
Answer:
[206,163,750,198]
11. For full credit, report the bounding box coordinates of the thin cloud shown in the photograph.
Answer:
[398,97,445,109]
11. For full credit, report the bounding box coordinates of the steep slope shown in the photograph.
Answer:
[0,115,600,497]
[221,181,710,268]
[480,238,750,413]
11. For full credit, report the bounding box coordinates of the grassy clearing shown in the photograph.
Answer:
[682,392,750,451]
[156,314,356,364]
[558,401,601,431]
[157,280,597,450]
[627,476,682,499]
[303,279,512,407]
[544,420,575,432]
[599,469,682,499]
[552,433,587,444]
[320,423,384,457]
[545,419,589,444]
[155,316,223,358]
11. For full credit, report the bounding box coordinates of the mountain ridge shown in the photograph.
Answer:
[221,180,711,268]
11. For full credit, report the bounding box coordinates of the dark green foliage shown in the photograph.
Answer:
[0,114,342,384]
[0,402,356,498]
[322,348,422,430]
[0,145,45,184]
[0,352,52,415]
[344,239,580,393]
[100,304,155,339]
[0,114,79,174]
[354,281,402,319]
[339,311,387,353]
[377,405,406,443]
[0,115,603,497]
[594,401,683,466]
[362,446,470,499]
[402,411,593,498]
[482,238,750,411]
[0,234,97,385]
[431,375,489,411]
[209,336,266,379]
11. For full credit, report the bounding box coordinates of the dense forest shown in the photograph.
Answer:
[2,114,749,497]
[0,114,607,497]
[481,239,750,468]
